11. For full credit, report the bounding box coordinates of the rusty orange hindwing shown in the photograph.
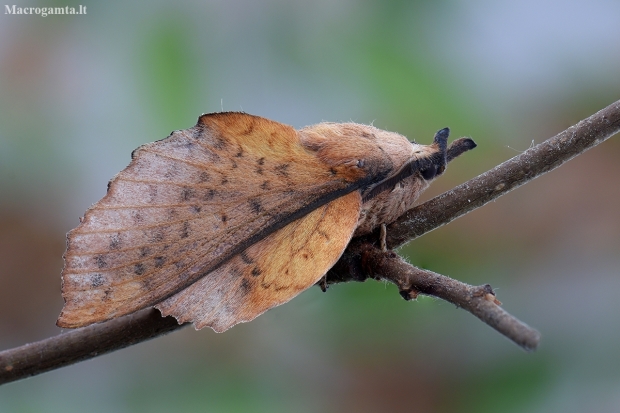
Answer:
[58,112,475,331]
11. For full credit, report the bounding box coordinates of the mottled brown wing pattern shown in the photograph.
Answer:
[156,191,362,332]
[58,113,373,328]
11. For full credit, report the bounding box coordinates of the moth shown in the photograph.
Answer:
[57,112,475,332]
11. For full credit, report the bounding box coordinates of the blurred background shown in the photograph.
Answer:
[1,0,620,412]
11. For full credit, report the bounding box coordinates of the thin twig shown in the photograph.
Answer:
[325,243,541,350]
[1,99,619,385]
[330,245,540,351]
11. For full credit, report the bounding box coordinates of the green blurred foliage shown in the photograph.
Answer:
[440,357,552,413]
[136,14,202,131]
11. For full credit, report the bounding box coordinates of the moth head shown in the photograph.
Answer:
[413,128,477,181]
[408,128,449,181]
[362,128,477,202]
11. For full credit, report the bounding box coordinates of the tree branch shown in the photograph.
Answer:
[2,99,619,385]
[326,244,541,351]
[0,308,185,385]
[383,99,620,248]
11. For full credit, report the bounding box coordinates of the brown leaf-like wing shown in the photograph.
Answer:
[156,191,361,332]
[58,113,381,328]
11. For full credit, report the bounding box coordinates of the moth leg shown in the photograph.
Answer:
[399,287,420,301]
[380,223,387,252]
[317,275,328,292]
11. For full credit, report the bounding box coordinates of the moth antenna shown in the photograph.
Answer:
[419,127,450,179]
[447,137,477,162]
[433,127,450,155]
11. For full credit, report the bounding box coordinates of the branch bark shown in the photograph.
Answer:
[0,308,185,385]
[1,99,619,385]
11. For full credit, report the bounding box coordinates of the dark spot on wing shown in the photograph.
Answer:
[198,171,210,182]
[94,255,107,269]
[260,181,270,190]
[228,265,243,280]
[249,199,262,214]
[231,160,238,168]
[258,157,265,165]
[181,187,194,202]
[204,189,216,201]
[132,211,143,224]
[236,146,244,157]
[134,263,146,275]
[91,273,104,288]
[256,167,263,175]
[318,230,330,241]
[191,205,202,213]
[251,267,262,277]
[240,251,254,264]
[330,167,337,176]
[221,176,229,185]
[109,234,121,250]
[221,214,227,223]
[180,221,190,239]
[213,136,227,149]
[274,163,290,177]
[139,247,150,258]
[154,256,166,268]
[240,278,251,295]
